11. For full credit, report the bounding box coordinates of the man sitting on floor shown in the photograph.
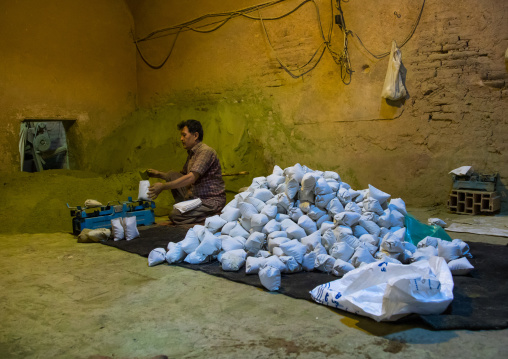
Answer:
[147,119,226,224]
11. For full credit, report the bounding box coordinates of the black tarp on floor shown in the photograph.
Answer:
[102,225,508,330]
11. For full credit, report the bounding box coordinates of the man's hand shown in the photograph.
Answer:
[148,182,165,200]
[147,169,162,178]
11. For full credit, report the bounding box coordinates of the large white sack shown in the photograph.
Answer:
[259,266,281,291]
[264,255,287,272]
[380,228,406,253]
[344,202,362,215]
[266,174,285,190]
[286,224,307,240]
[452,238,472,258]
[321,229,337,251]
[301,172,318,191]
[221,236,246,252]
[275,213,290,222]
[389,209,405,228]
[404,241,417,254]
[302,251,317,271]
[250,213,269,232]
[279,256,302,273]
[280,218,296,231]
[245,232,266,255]
[289,207,305,222]
[221,221,237,235]
[323,171,341,181]
[313,243,329,256]
[245,256,268,274]
[359,234,380,247]
[316,214,332,229]
[272,165,284,176]
[337,188,352,205]
[111,218,124,241]
[222,198,239,211]
[377,210,392,228]
[220,206,241,222]
[193,225,208,241]
[137,180,151,201]
[285,177,300,199]
[260,204,278,219]
[298,215,318,235]
[315,193,335,209]
[326,198,345,216]
[299,201,311,214]
[263,219,281,234]
[329,241,355,262]
[418,236,441,249]
[350,247,377,268]
[389,198,407,216]
[268,237,290,252]
[362,198,385,215]
[333,225,353,241]
[195,232,222,256]
[148,248,166,267]
[221,251,247,271]
[448,257,474,275]
[359,219,381,237]
[334,212,361,227]
[166,242,186,264]
[438,240,463,263]
[326,180,340,193]
[245,197,266,212]
[319,221,335,235]
[311,257,454,322]
[308,205,327,221]
[315,254,336,273]
[315,178,333,195]
[368,184,391,204]
[238,202,258,220]
[267,231,288,240]
[229,223,250,238]
[353,225,369,238]
[410,246,438,262]
[360,212,380,223]
[253,188,274,202]
[274,193,291,212]
[284,163,305,183]
[180,229,201,254]
[256,250,271,258]
[124,216,140,241]
[184,251,209,264]
[279,239,307,264]
[301,231,321,250]
[340,234,361,250]
[332,258,355,277]
[205,215,227,234]
[271,246,284,256]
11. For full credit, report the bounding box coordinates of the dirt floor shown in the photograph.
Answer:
[0,208,507,359]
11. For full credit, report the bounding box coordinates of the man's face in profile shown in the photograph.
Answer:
[180,126,198,150]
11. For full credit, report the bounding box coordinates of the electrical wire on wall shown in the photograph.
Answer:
[134,0,426,84]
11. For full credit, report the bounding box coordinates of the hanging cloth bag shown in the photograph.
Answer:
[381,40,407,101]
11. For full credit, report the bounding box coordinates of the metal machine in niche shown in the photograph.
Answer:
[19,120,71,172]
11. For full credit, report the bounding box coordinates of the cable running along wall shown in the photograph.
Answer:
[134,0,426,84]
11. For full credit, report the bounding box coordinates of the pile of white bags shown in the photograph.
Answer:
[148,163,474,320]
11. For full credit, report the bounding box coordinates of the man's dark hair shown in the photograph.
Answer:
[177,119,203,141]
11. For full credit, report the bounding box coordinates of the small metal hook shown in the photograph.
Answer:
[394,11,401,18]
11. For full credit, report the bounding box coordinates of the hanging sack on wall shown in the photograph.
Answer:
[381,40,407,101]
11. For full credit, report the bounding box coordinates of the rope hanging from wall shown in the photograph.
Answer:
[134,0,426,85]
